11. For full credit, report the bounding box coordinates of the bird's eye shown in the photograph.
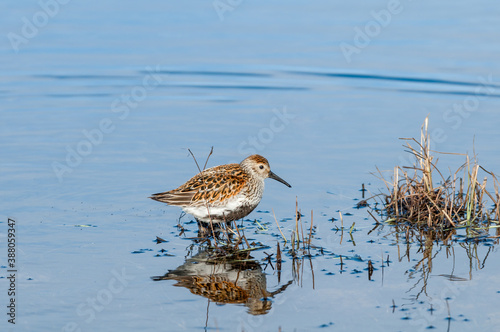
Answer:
[259,165,264,169]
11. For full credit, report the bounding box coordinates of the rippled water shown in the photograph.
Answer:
[1,0,500,331]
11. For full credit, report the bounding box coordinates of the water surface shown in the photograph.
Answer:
[1,0,500,331]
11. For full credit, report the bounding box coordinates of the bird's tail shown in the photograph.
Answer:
[149,190,195,206]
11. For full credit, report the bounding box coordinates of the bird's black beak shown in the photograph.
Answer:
[268,171,291,188]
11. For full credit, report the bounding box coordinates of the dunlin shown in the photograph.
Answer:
[150,155,291,226]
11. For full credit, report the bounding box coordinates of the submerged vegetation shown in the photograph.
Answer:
[372,117,500,232]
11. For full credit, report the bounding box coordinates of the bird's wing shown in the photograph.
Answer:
[150,164,247,206]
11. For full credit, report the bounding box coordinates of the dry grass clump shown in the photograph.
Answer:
[374,117,500,229]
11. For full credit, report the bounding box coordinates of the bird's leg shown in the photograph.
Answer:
[196,219,210,238]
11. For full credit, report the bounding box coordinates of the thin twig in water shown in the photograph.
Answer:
[272,208,287,244]
[188,148,218,245]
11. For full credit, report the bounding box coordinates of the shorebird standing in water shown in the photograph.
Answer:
[150,155,291,233]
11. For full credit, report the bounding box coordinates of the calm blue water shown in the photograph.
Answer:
[1,0,500,331]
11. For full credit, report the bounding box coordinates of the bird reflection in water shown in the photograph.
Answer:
[151,248,292,315]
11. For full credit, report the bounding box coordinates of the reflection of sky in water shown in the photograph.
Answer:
[1,0,500,331]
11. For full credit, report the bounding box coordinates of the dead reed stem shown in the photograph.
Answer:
[272,208,287,244]
[373,116,499,230]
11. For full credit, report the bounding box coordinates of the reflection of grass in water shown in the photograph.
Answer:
[371,116,500,238]
[372,220,497,312]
